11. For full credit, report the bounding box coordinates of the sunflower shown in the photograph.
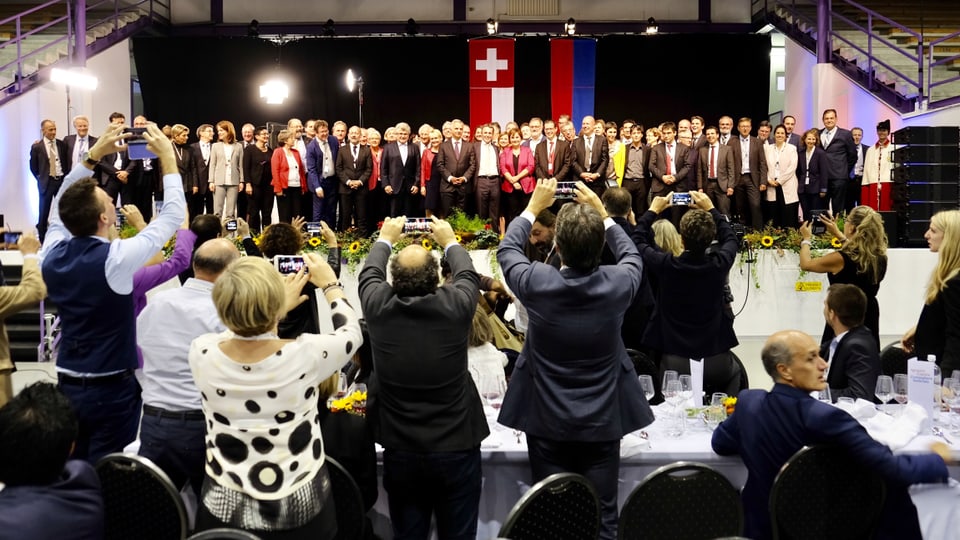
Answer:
[760,235,774,248]
[308,237,322,247]
[831,237,843,248]
[348,241,361,253]
[421,238,433,250]
[455,234,463,244]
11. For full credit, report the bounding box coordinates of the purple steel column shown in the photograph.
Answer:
[73,0,87,65]
[817,0,830,63]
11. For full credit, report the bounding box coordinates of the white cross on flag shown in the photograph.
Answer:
[469,38,514,130]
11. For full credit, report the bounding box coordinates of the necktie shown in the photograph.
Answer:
[585,137,593,169]
[352,145,358,161]
[666,144,673,176]
[47,140,58,177]
[76,138,86,165]
[548,140,555,173]
[454,141,461,159]
[709,145,716,178]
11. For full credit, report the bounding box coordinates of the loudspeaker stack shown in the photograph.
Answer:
[891,126,959,247]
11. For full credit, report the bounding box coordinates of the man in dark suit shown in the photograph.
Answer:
[306,120,340,226]
[713,329,950,540]
[689,115,708,151]
[126,115,157,221]
[783,115,803,150]
[97,112,137,204]
[63,115,97,180]
[728,117,768,229]
[571,116,609,196]
[821,284,880,402]
[435,118,476,217]
[697,126,736,216]
[648,122,691,224]
[380,122,420,217]
[534,119,571,183]
[621,124,650,216]
[359,215,486,540]
[498,179,654,540]
[819,109,858,215]
[848,126,868,211]
[189,124,215,219]
[335,125,372,235]
[29,119,69,241]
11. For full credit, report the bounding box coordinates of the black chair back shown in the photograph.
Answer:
[325,456,366,540]
[96,453,188,540]
[731,350,750,393]
[880,341,909,378]
[770,445,886,540]
[187,529,262,540]
[499,473,600,540]
[618,461,743,540]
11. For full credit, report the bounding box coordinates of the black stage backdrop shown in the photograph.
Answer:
[133,33,769,141]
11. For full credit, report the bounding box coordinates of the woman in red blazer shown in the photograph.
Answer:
[500,128,535,232]
[271,129,308,223]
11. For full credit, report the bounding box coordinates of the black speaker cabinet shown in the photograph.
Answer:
[892,146,960,164]
[893,126,960,145]
[907,183,960,202]
[893,164,960,183]
[266,121,285,150]
[907,201,960,221]
[879,211,899,245]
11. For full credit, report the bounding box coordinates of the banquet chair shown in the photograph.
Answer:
[770,445,886,540]
[880,341,909,378]
[96,453,188,540]
[325,456,367,540]
[187,529,261,540]
[498,473,600,540]
[617,461,743,540]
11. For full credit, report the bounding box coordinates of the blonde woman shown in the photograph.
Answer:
[903,210,960,373]
[208,120,244,219]
[190,256,361,539]
[800,205,888,347]
[652,219,683,256]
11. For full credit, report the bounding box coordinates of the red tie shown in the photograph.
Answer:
[548,141,555,173]
[710,146,716,178]
[666,144,673,176]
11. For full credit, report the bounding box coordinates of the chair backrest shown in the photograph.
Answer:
[187,529,262,540]
[498,473,600,540]
[770,445,886,540]
[96,453,188,540]
[731,350,750,393]
[618,461,743,540]
[880,341,909,378]
[325,456,366,540]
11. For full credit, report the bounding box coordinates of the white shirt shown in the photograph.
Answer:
[138,278,225,411]
[739,136,751,175]
[72,136,89,167]
[478,142,498,176]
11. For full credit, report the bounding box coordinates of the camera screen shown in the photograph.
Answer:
[556,182,577,199]
[305,222,323,237]
[671,192,692,206]
[225,220,238,231]
[404,218,431,233]
[811,210,828,234]
[276,256,306,274]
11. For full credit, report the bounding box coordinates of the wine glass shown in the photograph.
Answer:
[704,393,728,430]
[639,375,655,402]
[679,375,693,407]
[480,374,505,413]
[662,370,678,395]
[946,379,960,435]
[875,375,893,413]
[893,374,909,413]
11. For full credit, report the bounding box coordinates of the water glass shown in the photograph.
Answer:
[662,370,678,394]
[679,375,694,406]
[662,400,686,438]
[947,379,960,435]
[639,375,655,402]
[893,374,909,411]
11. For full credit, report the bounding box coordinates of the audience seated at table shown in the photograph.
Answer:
[712,329,950,540]
[0,382,103,540]
[821,283,880,402]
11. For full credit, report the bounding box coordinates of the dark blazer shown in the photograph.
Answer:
[915,274,960,374]
[796,146,830,195]
[852,142,869,178]
[29,138,69,192]
[713,384,948,540]
[648,141,691,194]
[820,325,880,402]
[359,241,487,452]
[174,143,198,192]
[819,127,857,180]
[335,143,373,195]
[633,208,739,358]
[241,144,270,188]
[727,135,768,188]
[571,135,609,181]
[534,137,572,181]
[306,134,340,193]
[786,132,802,150]
[380,142,420,195]
[697,144,736,191]
[97,148,136,188]
[0,460,104,540]
[63,134,97,172]
[496,214,654,441]
[190,142,212,194]
[435,138,477,194]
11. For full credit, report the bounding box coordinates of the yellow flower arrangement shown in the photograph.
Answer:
[421,238,433,250]
[348,241,361,253]
[760,235,774,248]
[723,396,737,416]
[455,234,463,244]
[308,237,322,248]
[831,237,843,248]
[329,389,368,414]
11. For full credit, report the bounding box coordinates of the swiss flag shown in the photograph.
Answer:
[469,38,515,129]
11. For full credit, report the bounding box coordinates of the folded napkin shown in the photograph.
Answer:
[620,431,651,458]
[860,402,928,450]
[835,398,879,420]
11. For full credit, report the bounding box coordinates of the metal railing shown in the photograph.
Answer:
[928,29,960,102]
[0,0,73,96]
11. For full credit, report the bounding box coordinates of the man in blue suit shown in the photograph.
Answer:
[713,329,950,540]
[305,120,340,227]
[497,178,655,540]
[819,109,858,216]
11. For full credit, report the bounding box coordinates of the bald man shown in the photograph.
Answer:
[359,216,486,540]
[713,329,950,540]
[136,238,240,499]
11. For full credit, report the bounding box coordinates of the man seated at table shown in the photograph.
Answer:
[822,283,880,402]
[712,329,949,540]
[0,382,103,539]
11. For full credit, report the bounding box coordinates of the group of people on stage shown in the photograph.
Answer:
[4,106,952,540]
[29,108,895,244]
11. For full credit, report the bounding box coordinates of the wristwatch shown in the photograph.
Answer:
[82,151,99,168]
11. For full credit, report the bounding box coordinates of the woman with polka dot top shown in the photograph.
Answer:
[189,255,361,539]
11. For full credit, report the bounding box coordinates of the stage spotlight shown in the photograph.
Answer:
[646,17,658,34]
[247,19,259,37]
[486,18,498,35]
[564,18,576,36]
[51,67,98,90]
[406,18,419,36]
[260,79,289,105]
[322,19,335,37]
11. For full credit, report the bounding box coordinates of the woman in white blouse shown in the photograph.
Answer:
[189,255,362,539]
[208,120,245,219]
[763,124,800,228]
